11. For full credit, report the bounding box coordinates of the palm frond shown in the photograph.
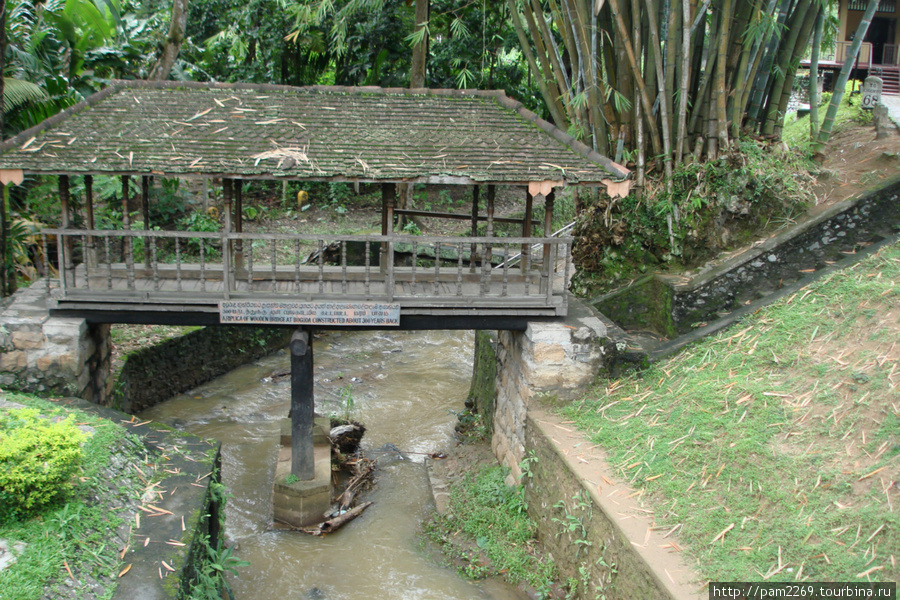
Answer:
[3,78,49,111]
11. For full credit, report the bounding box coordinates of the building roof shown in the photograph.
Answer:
[0,80,629,186]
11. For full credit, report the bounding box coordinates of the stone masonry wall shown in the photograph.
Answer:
[491,297,612,485]
[0,282,112,403]
[114,325,293,413]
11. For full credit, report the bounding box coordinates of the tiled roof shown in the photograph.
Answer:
[0,80,629,184]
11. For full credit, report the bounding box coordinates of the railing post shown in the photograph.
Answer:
[223,180,233,298]
[522,190,534,273]
[84,175,96,269]
[386,237,395,301]
[234,179,244,272]
[142,176,151,269]
[470,185,479,272]
[122,176,135,290]
[381,183,394,274]
[58,175,75,289]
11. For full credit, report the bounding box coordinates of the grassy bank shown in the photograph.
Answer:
[425,463,559,596]
[0,393,151,600]
[561,241,899,584]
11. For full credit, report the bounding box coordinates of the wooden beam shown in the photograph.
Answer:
[543,190,555,274]
[290,328,315,480]
[141,176,151,268]
[234,178,243,270]
[522,191,535,272]
[222,179,233,296]
[393,208,538,225]
[58,175,73,291]
[85,175,95,268]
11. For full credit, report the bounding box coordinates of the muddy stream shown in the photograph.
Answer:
[140,330,527,600]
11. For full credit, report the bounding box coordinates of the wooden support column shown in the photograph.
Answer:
[141,176,151,268]
[121,176,135,288]
[222,179,233,296]
[85,175,96,268]
[380,183,393,273]
[522,190,534,272]
[290,328,315,480]
[58,175,74,290]
[470,185,480,272]
[542,190,555,295]
[233,179,243,271]
[542,190,555,270]
[479,185,495,293]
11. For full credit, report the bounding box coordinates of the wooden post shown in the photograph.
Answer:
[380,183,392,273]
[480,185,495,293]
[543,190,555,295]
[290,328,315,480]
[522,190,534,272]
[141,176,151,268]
[234,179,243,271]
[85,175,96,268]
[222,179,233,295]
[542,190,555,271]
[470,185,479,272]
[58,175,74,290]
[121,176,134,289]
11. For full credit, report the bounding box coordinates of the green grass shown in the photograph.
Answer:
[783,84,874,151]
[425,464,557,593]
[561,241,900,584]
[0,393,151,600]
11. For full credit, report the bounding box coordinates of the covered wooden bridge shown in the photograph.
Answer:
[0,80,629,330]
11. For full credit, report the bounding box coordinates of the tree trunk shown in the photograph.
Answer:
[149,0,188,80]
[809,7,825,139]
[746,0,793,124]
[609,0,663,157]
[761,0,813,136]
[507,0,570,128]
[816,0,880,149]
[714,0,733,152]
[0,0,9,297]
[771,4,818,137]
[409,0,429,87]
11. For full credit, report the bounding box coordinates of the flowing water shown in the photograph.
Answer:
[139,329,527,600]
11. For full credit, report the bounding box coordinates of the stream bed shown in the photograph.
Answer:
[140,329,527,600]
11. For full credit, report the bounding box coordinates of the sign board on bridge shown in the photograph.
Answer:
[219,301,400,326]
[861,76,883,110]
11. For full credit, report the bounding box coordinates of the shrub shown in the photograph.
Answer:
[0,408,86,520]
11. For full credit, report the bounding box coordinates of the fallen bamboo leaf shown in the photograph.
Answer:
[859,467,885,481]
[118,564,132,578]
[856,565,883,578]
[161,561,175,572]
[144,537,150,547]
[711,523,735,544]
[63,560,75,582]
[187,108,213,121]
[146,504,174,515]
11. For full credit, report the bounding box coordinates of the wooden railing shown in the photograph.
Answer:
[833,41,873,68]
[43,228,573,313]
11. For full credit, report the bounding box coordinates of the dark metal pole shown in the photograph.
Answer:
[290,328,315,480]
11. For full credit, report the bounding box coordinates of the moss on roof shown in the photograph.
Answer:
[0,81,629,185]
